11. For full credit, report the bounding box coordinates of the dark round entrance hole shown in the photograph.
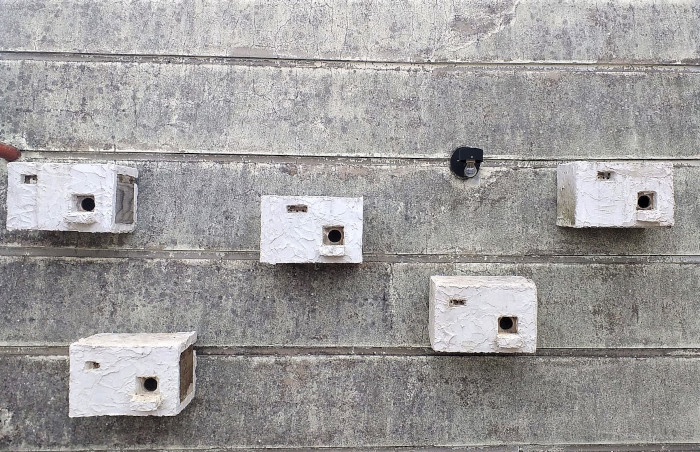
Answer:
[327,229,342,243]
[499,317,514,331]
[144,377,158,392]
[81,197,96,212]
[637,194,651,209]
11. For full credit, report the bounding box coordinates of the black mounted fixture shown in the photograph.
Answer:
[450,147,483,179]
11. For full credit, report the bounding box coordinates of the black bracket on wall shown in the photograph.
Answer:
[450,147,483,178]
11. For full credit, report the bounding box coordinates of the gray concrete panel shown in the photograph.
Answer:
[1,257,698,348]
[2,61,700,158]
[0,0,698,63]
[0,355,698,448]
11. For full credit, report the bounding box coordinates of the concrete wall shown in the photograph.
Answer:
[0,1,698,450]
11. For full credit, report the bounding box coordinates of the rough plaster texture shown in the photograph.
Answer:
[3,61,700,159]
[557,162,674,228]
[260,196,363,264]
[69,332,197,417]
[430,276,537,353]
[2,355,700,448]
[6,162,137,233]
[1,0,699,64]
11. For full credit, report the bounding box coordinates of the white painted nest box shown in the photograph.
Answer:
[557,161,674,228]
[429,276,538,354]
[69,332,197,417]
[260,195,363,264]
[6,162,138,233]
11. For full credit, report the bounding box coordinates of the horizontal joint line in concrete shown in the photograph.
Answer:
[0,448,516,452]
[2,50,700,73]
[7,446,699,452]
[1,247,700,264]
[15,151,700,166]
[5,445,699,452]
[1,346,699,358]
[518,444,700,452]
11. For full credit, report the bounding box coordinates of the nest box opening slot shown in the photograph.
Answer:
[498,316,518,334]
[76,195,96,212]
[323,226,344,245]
[84,361,100,370]
[637,192,655,210]
[137,376,159,393]
[287,204,308,213]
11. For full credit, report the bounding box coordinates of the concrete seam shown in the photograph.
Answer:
[1,247,700,264]
[1,346,699,358]
[1,50,700,72]
[13,151,700,165]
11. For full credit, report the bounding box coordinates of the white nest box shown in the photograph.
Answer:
[6,162,138,233]
[260,195,363,264]
[69,332,197,417]
[429,276,538,354]
[557,162,674,228]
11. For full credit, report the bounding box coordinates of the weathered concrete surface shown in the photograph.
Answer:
[0,355,698,448]
[115,448,518,452]
[519,446,700,452]
[1,0,699,64]
[0,0,697,450]
[1,257,698,348]
[2,61,700,158]
[2,161,700,256]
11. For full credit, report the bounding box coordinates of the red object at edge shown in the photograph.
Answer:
[0,142,21,162]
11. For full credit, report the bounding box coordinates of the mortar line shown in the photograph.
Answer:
[517,444,700,452]
[1,50,700,72]
[12,150,700,165]
[0,247,700,264]
[0,345,698,358]
[6,445,699,452]
[0,447,515,452]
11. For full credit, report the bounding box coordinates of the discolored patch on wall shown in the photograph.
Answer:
[0,409,15,440]
[450,0,517,39]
